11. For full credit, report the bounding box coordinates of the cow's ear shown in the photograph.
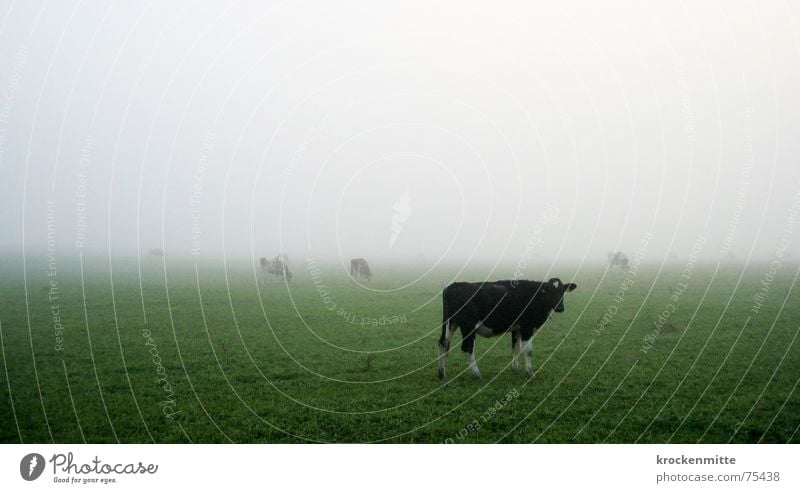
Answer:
[549,278,561,288]
[566,283,577,292]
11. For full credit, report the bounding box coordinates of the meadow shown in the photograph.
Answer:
[1,255,798,443]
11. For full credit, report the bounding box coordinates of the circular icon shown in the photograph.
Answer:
[20,453,45,481]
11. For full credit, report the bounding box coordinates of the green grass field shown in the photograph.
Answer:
[1,255,798,443]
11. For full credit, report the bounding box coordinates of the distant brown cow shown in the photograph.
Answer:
[260,254,292,284]
[607,251,629,271]
[350,258,372,281]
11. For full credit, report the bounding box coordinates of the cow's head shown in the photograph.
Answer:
[542,278,577,313]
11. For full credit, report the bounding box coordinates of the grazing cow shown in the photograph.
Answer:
[260,254,292,284]
[148,248,164,257]
[437,278,577,380]
[607,251,629,270]
[350,258,372,281]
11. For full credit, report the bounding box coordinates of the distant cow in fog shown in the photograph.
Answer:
[350,258,372,281]
[607,251,629,271]
[148,248,164,257]
[260,254,292,284]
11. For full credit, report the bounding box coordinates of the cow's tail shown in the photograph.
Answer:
[438,286,454,380]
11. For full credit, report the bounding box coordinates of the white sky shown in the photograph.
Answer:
[1,0,799,264]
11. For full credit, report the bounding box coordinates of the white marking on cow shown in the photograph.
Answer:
[447,320,457,340]
[474,321,495,338]
[465,351,481,379]
[512,335,521,372]
[522,338,534,376]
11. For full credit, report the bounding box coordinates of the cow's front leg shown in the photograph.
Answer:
[464,350,481,379]
[511,331,521,372]
[522,337,534,377]
[461,333,481,379]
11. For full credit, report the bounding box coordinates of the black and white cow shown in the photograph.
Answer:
[607,251,629,270]
[260,254,292,284]
[437,278,577,380]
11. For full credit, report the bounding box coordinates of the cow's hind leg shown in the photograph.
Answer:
[511,331,521,372]
[438,319,457,380]
[460,326,481,379]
